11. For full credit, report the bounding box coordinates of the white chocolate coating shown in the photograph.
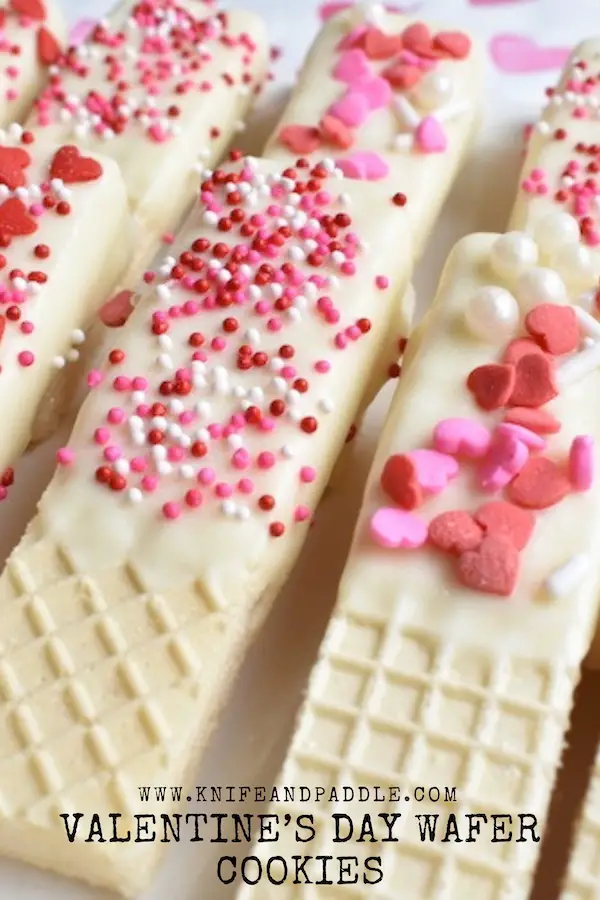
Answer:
[263,10,483,255]
[237,234,600,899]
[0,131,132,475]
[510,39,600,282]
[0,1,66,126]
[26,2,269,270]
[0,157,414,895]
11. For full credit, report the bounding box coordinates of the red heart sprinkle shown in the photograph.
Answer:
[467,363,515,411]
[380,453,422,510]
[50,145,103,184]
[0,146,30,190]
[279,124,322,155]
[37,26,61,65]
[364,27,404,60]
[474,501,535,551]
[433,31,472,59]
[503,337,547,366]
[10,0,46,19]
[503,407,561,435]
[319,114,354,149]
[428,510,483,554]
[525,302,580,356]
[507,457,570,509]
[508,353,558,408]
[458,534,519,597]
[100,290,135,328]
[401,22,437,58]
[0,197,37,236]
[382,62,422,89]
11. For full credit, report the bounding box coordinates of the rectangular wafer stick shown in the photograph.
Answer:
[27,0,269,277]
[263,6,482,256]
[235,229,600,900]
[0,126,131,486]
[0,156,417,896]
[561,744,600,899]
[0,1,66,126]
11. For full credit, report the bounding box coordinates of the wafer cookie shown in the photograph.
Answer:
[0,0,65,126]
[263,6,481,255]
[235,228,600,900]
[0,126,131,485]
[27,0,269,277]
[0,155,417,896]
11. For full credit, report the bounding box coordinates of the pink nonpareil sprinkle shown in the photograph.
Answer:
[163,501,181,520]
[569,435,594,491]
[87,370,103,388]
[56,448,75,466]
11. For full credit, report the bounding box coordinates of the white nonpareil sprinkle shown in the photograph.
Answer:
[545,554,590,598]
[51,356,66,369]
[129,488,143,504]
[71,329,86,345]
[281,444,295,459]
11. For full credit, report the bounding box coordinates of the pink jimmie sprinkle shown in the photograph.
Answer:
[569,435,594,491]
[56,448,75,466]
[163,501,181,520]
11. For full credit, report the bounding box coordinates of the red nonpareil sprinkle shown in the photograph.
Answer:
[392,192,407,207]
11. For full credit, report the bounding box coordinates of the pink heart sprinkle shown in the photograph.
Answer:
[336,151,390,180]
[479,432,529,492]
[360,76,392,110]
[408,449,459,493]
[489,34,570,74]
[68,18,97,46]
[370,507,428,549]
[496,422,546,451]
[333,49,373,85]
[434,418,491,459]
[329,90,371,127]
[415,116,447,153]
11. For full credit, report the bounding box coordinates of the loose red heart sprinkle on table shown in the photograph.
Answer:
[279,124,322,155]
[503,337,548,366]
[508,352,558,408]
[10,0,46,19]
[0,197,37,236]
[50,146,103,183]
[380,453,422,510]
[467,363,515,411]
[507,457,571,509]
[474,500,535,551]
[428,510,483,554]
[0,146,30,190]
[458,534,519,597]
[503,406,561,435]
[525,302,580,355]
[37,26,61,65]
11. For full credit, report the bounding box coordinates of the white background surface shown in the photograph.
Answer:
[1,1,600,898]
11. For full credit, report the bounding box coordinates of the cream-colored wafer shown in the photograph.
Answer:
[27,0,269,277]
[0,126,131,483]
[0,156,416,896]
[0,0,65,126]
[263,6,482,256]
[236,229,600,900]
[562,742,600,899]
